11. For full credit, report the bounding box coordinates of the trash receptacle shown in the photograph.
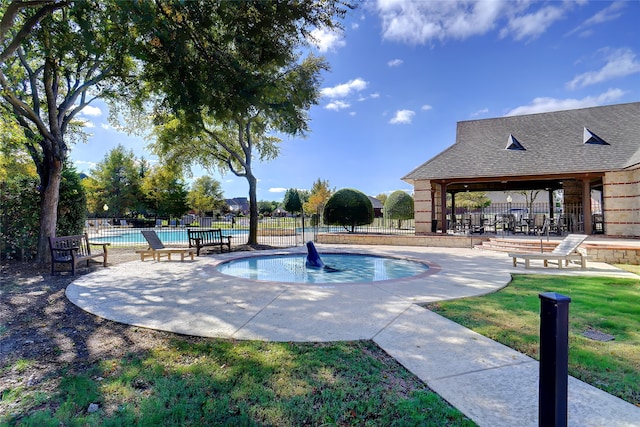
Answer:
[431,219,438,233]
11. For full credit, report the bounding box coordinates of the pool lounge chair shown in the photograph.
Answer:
[508,234,589,269]
[136,230,196,261]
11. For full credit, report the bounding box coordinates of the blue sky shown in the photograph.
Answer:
[71,0,640,202]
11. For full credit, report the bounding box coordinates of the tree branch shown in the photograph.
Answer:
[0,1,69,63]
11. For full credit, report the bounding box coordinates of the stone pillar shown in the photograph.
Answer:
[414,179,433,234]
[603,168,640,236]
[562,180,582,208]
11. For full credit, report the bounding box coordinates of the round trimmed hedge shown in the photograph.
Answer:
[323,188,373,232]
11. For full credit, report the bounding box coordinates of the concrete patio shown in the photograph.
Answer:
[65,244,640,426]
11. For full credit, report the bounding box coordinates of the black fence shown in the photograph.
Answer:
[441,202,603,235]
[85,216,416,248]
[86,201,603,248]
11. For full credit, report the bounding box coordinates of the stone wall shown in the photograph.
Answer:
[582,244,640,265]
[603,167,640,236]
[316,233,488,248]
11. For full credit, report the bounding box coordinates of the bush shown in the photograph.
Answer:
[323,188,373,232]
[0,176,40,260]
[384,191,414,229]
[57,165,87,236]
[0,164,86,260]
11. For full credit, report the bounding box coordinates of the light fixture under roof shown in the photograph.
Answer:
[583,127,609,145]
[505,134,525,150]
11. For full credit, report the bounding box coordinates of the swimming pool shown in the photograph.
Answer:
[216,253,430,284]
[89,228,247,244]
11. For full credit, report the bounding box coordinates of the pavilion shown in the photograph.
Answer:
[402,102,640,237]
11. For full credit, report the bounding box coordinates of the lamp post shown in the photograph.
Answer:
[506,195,513,234]
[103,204,109,227]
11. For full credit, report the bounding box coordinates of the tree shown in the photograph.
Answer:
[88,146,143,217]
[258,200,278,216]
[125,0,350,245]
[454,192,492,210]
[384,191,414,229]
[1,1,138,261]
[141,165,189,218]
[515,189,543,216]
[323,188,373,233]
[283,188,303,216]
[304,178,333,216]
[375,193,388,206]
[187,176,225,217]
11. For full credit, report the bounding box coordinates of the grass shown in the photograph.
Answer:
[428,274,640,406]
[2,340,475,426]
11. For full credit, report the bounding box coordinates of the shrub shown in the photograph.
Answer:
[57,164,87,236]
[384,191,414,229]
[323,188,373,232]
[0,164,86,260]
[0,176,40,260]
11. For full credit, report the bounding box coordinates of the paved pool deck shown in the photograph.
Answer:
[66,244,640,427]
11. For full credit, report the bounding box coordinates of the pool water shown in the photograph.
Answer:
[89,228,246,244]
[216,254,430,284]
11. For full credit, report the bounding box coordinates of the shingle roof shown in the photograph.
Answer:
[403,102,640,182]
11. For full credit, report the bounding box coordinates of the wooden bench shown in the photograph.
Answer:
[48,233,110,275]
[187,228,232,255]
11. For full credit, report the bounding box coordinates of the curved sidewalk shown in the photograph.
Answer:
[66,244,640,426]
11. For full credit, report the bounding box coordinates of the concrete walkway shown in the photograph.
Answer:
[66,244,640,426]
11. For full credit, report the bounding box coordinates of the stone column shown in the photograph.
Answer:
[414,179,433,234]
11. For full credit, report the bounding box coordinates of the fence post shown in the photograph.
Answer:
[538,292,571,427]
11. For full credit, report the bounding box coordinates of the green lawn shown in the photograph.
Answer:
[428,274,640,406]
[2,340,475,426]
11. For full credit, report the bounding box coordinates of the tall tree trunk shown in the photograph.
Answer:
[37,156,62,263]
[247,173,258,245]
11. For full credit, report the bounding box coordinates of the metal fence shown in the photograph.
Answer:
[85,215,416,248]
[442,202,603,235]
[86,201,603,248]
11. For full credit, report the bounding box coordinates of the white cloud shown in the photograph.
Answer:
[321,78,368,99]
[269,188,288,193]
[470,108,489,117]
[375,0,576,44]
[80,105,102,116]
[499,4,565,41]
[389,109,415,124]
[504,89,625,116]
[566,1,625,37]
[421,104,433,111]
[309,27,346,53]
[388,58,403,67]
[100,123,112,130]
[370,93,380,99]
[74,160,97,168]
[325,100,351,111]
[567,48,640,90]
[376,0,503,44]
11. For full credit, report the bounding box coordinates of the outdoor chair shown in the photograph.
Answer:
[136,230,196,262]
[508,234,589,269]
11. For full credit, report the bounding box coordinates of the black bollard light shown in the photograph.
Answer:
[538,292,571,427]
